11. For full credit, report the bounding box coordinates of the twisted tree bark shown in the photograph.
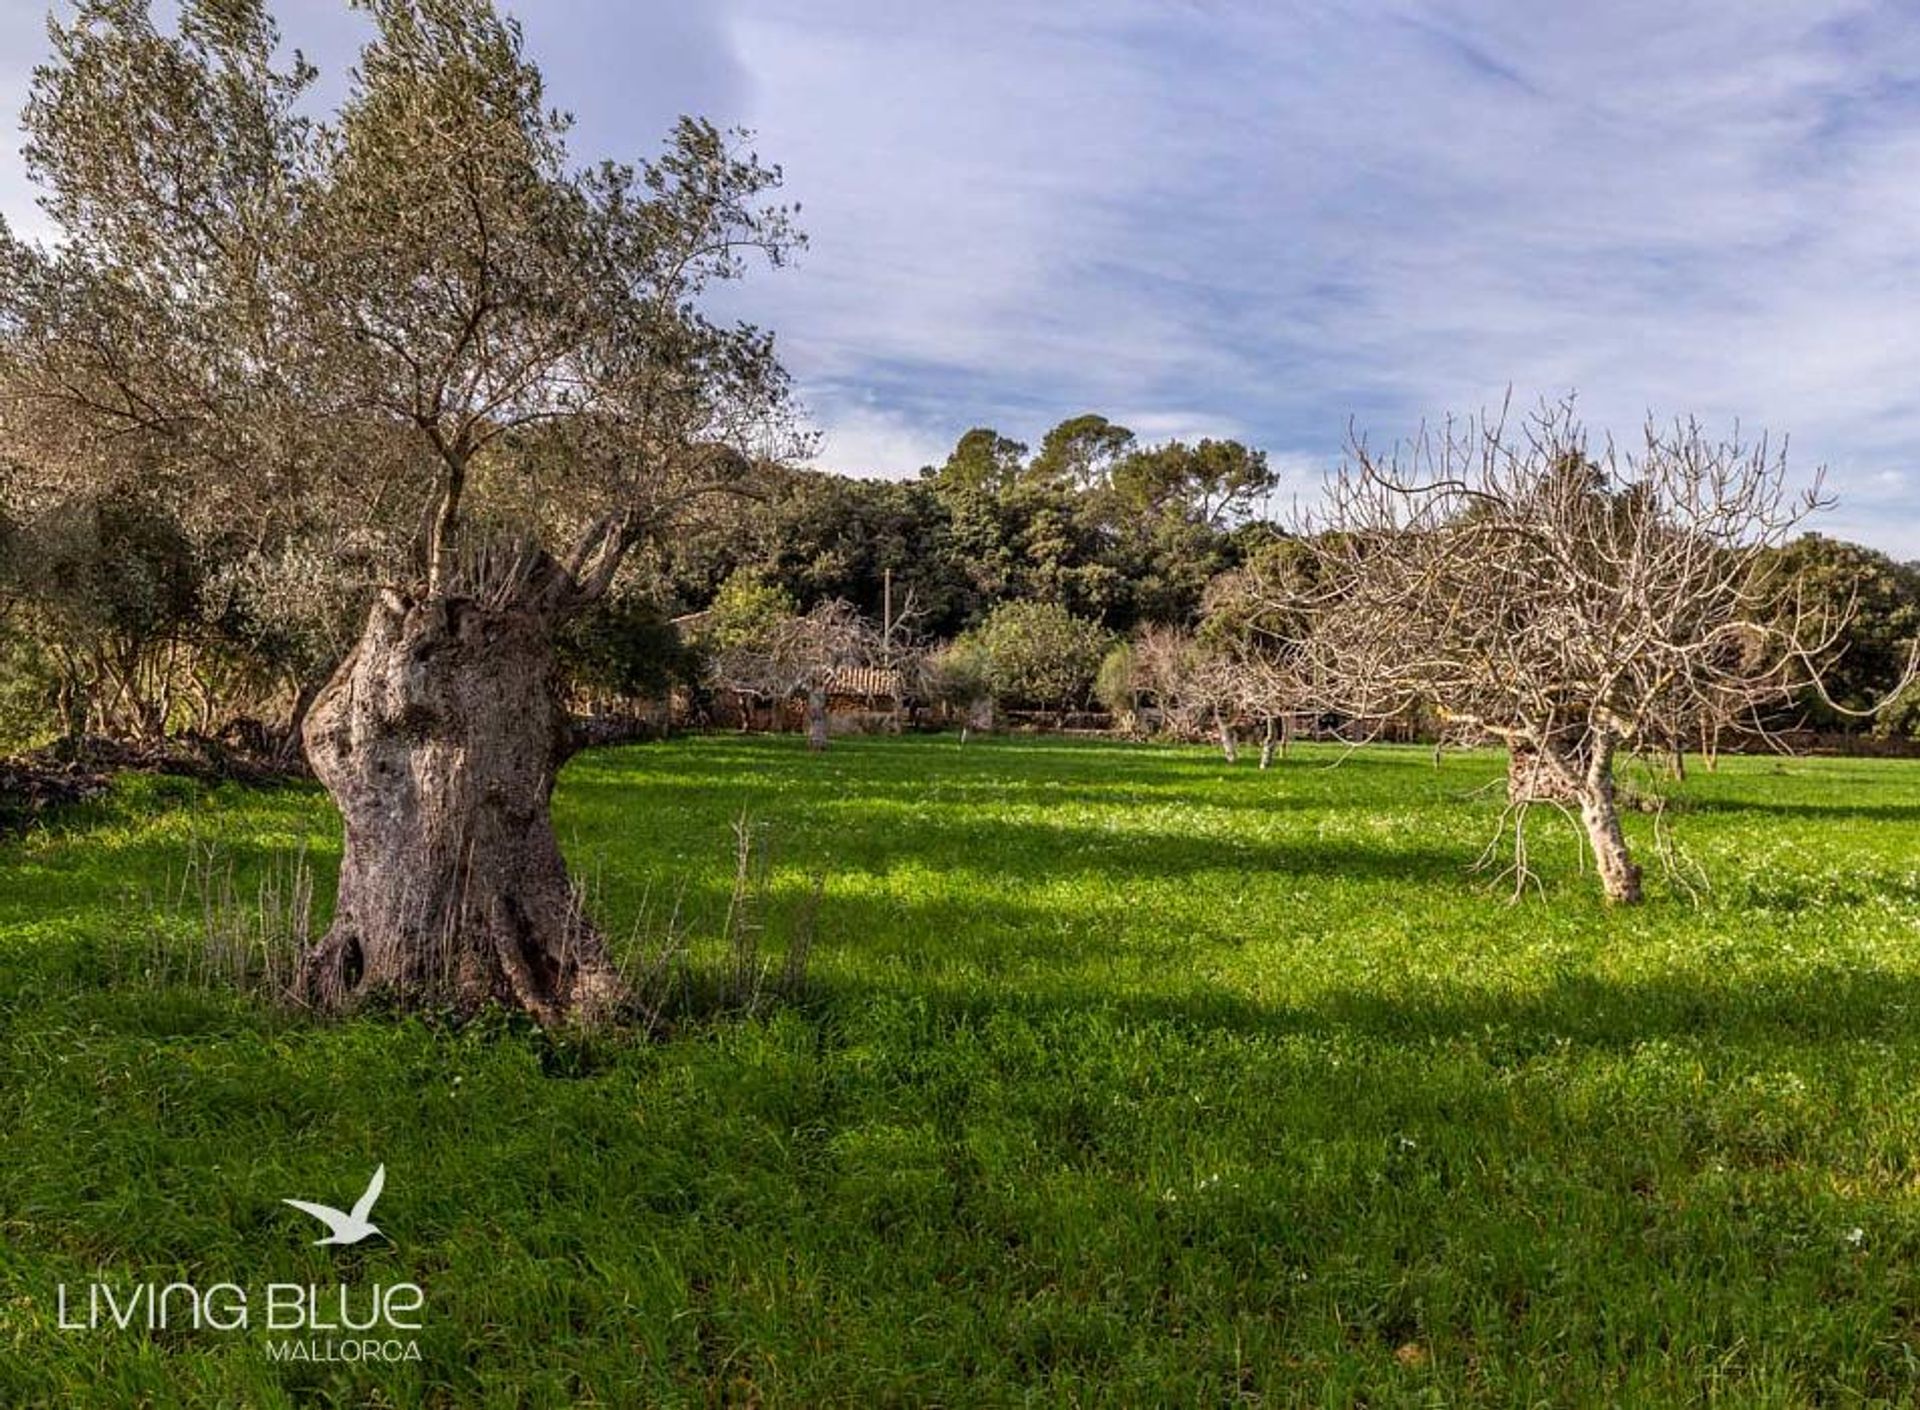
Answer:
[297,589,623,1022]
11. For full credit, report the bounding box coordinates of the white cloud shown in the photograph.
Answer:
[809,403,949,478]
[4,0,1918,556]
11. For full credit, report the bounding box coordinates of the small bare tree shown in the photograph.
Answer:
[1288,398,1895,904]
[1200,543,1317,768]
[708,599,881,751]
[1131,624,1245,761]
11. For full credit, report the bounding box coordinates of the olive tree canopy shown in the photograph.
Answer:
[0,0,803,1019]
[4,0,800,593]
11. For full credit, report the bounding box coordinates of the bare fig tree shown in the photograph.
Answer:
[1199,542,1317,768]
[1127,625,1242,759]
[0,0,800,1019]
[1287,398,1883,904]
[708,600,882,751]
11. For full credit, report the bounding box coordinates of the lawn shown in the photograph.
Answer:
[3,735,1920,1405]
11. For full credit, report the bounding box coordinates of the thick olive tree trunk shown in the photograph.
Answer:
[297,590,623,1023]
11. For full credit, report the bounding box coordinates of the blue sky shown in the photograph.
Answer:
[3,1,1917,556]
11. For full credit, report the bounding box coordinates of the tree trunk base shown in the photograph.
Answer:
[806,688,829,751]
[1580,792,1644,904]
[298,591,625,1024]
[1578,741,1643,905]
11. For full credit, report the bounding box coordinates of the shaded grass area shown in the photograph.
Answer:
[2,737,1920,1404]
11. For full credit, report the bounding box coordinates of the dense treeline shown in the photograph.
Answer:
[1764,533,1920,737]
[0,409,1281,749]
[645,414,1280,637]
[3,408,1916,754]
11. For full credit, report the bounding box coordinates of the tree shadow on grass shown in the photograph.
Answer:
[556,812,1486,988]
[806,961,1920,1056]
[38,952,1920,1070]
[563,773,1344,824]
[570,734,1493,808]
[840,811,1474,885]
[27,842,1919,1064]
[1670,796,1920,824]
[565,778,1483,891]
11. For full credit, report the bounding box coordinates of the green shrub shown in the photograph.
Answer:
[560,594,700,701]
[0,621,58,753]
[962,600,1109,712]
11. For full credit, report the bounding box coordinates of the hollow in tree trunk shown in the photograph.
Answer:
[297,590,624,1022]
[1576,736,1643,905]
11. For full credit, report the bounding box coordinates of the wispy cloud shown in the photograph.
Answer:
[708,0,1920,556]
[2,0,1916,554]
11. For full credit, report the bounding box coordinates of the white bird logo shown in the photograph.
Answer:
[283,1165,387,1246]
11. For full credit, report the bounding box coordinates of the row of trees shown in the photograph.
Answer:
[6,415,1916,783]
[11,446,1912,758]
[685,496,1919,756]
[641,415,1281,639]
[685,403,1918,908]
[0,407,1280,752]
[571,446,1920,776]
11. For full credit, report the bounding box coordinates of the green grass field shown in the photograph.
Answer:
[3,736,1920,1405]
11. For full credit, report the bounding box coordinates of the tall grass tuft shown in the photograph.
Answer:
[119,837,314,1006]
[601,811,822,1034]
[122,819,821,1032]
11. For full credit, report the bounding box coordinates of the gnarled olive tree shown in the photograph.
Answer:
[0,0,799,1019]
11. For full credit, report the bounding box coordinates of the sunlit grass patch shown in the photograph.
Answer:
[3,736,1920,1403]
